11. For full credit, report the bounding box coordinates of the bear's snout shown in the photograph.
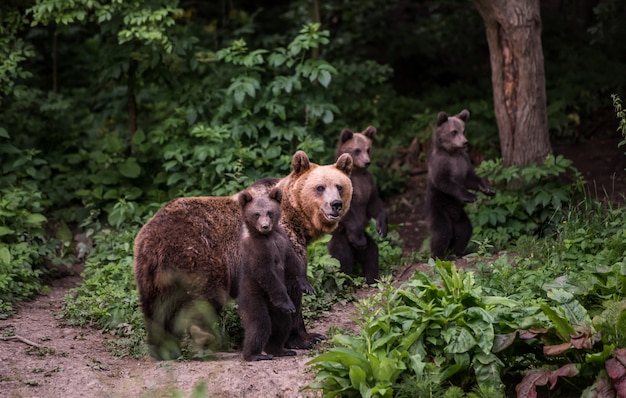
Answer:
[259,219,272,232]
[330,200,343,214]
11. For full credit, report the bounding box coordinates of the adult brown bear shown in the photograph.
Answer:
[134,151,353,360]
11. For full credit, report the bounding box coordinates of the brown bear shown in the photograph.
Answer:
[237,186,297,361]
[425,109,495,260]
[133,150,353,360]
[327,126,388,284]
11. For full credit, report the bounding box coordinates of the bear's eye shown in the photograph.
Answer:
[451,130,458,136]
[316,185,325,194]
[355,149,361,155]
[336,184,343,193]
[254,213,261,219]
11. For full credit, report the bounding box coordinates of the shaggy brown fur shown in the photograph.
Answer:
[133,150,353,360]
[425,109,495,260]
[327,126,388,284]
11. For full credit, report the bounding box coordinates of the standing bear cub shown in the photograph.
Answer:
[238,186,300,361]
[425,109,495,260]
[327,126,388,284]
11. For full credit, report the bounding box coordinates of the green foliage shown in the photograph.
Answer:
[306,261,517,397]
[61,228,142,332]
[469,155,585,251]
[612,93,626,150]
[0,135,75,317]
[304,235,358,318]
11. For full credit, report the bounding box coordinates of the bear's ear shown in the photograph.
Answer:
[292,150,311,175]
[269,187,282,204]
[238,190,253,208]
[362,126,377,139]
[339,128,354,144]
[335,153,353,176]
[436,112,449,126]
[457,109,470,122]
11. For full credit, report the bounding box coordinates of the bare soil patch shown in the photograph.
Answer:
[1,127,625,398]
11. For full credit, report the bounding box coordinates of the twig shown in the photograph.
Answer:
[1,335,41,348]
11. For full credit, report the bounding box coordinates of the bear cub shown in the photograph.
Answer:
[238,186,305,361]
[425,109,495,260]
[327,126,388,284]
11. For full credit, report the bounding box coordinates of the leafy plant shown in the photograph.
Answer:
[305,261,519,397]
[494,288,625,397]
[470,155,585,251]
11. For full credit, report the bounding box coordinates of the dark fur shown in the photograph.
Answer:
[327,126,388,284]
[133,151,352,360]
[238,187,297,361]
[425,109,495,259]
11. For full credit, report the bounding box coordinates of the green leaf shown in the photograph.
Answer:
[540,303,576,341]
[0,226,15,236]
[25,213,47,225]
[318,69,332,88]
[0,246,10,265]
[0,127,9,138]
[349,365,366,390]
[118,157,141,178]
[444,326,477,354]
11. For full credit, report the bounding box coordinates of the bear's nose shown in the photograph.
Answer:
[331,200,342,214]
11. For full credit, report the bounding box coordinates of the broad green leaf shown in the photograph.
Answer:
[443,326,477,354]
[25,213,47,225]
[540,303,576,341]
[0,226,15,236]
[0,246,10,265]
[349,365,366,390]
[473,353,504,389]
[118,157,141,178]
[318,69,331,88]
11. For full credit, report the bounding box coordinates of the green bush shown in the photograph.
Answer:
[306,261,518,397]
[469,155,585,251]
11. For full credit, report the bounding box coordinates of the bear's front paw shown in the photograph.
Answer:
[276,300,296,314]
[298,276,315,295]
[483,187,495,196]
[463,192,478,203]
[376,222,388,238]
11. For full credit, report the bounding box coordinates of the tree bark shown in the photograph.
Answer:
[127,58,138,155]
[473,0,552,167]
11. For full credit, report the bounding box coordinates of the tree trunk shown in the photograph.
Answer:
[473,0,552,167]
[127,58,138,155]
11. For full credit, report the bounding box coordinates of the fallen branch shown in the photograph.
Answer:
[1,335,41,348]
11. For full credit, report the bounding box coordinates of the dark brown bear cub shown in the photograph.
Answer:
[327,126,388,284]
[425,109,495,260]
[238,186,300,361]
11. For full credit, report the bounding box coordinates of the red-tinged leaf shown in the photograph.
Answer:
[606,358,626,380]
[519,328,548,339]
[606,354,626,398]
[614,348,626,366]
[570,330,594,350]
[543,342,572,356]
[516,369,550,398]
[547,363,579,389]
[591,374,617,398]
[493,332,517,352]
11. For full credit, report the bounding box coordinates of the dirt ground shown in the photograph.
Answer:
[1,126,625,398]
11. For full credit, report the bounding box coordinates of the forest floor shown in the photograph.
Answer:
[1,127,625,398]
